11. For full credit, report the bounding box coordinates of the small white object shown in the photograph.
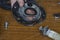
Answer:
[55,16,59,19]
[4,21,8,30]
[58,2,60,4]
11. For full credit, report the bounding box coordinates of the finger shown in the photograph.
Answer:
[10,0,17,7]
[18,0,24,7]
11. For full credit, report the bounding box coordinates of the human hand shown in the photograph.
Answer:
[11,0,24,7]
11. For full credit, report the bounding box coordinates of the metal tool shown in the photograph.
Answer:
[39,26,60,40]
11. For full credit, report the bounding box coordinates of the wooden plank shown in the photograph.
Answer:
[0,0,60,40]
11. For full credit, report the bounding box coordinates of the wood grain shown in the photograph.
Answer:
[0,0,60,40]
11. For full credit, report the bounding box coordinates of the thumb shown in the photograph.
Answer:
[18,0,24,7]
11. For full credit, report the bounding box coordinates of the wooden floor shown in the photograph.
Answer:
[0,0,60,40]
